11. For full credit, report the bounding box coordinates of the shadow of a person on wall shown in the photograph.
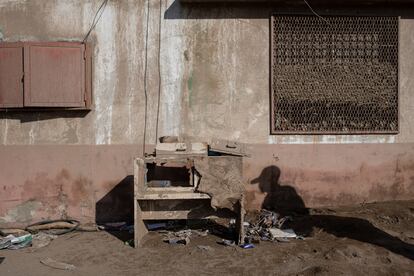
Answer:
[251,165,309,216]
[250,165,414,261]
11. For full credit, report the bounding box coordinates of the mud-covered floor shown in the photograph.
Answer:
[1,200,413,276]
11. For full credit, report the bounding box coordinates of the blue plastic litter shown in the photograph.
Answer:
[240,243,255,249]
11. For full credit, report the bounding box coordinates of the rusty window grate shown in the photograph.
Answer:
[271,16,399,134]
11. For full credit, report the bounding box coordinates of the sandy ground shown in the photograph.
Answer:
[0,200,413,276]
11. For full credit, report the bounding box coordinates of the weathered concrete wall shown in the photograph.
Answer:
[2,0,414,145]
[1,0,414,226]
[0,0,147,145]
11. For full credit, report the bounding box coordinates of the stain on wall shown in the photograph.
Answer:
[1,0,414,226]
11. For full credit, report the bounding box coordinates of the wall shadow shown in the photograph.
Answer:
[251,165,309,216]
[95,175,134,242]
[165,0,414,20]
[1,110,89,123]
[251,165,414,261]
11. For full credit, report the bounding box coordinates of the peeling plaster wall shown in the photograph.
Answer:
[1,0,414,226]
[1,1,414,145]
[0,0,147,146]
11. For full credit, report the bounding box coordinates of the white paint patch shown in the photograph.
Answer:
[48,0,82,37]
[248,100,267,130]
[245,88,254,95]
[124,4,139,144]
[3,119,7,145]
[268,135,397,144]
[158,1,184,136]
[29,124,35,144]
[93,5,117,145]
[0,0,28,9]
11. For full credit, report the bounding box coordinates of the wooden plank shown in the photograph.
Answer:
[141,210,215,220]
[0,43,24,107]
[24,42,85,107]
[134,158,146,197]
[136,192,210,200]
[146,187,195,193]
[209,138,250,157]
[135,198,149,248]
[155,142,207,156]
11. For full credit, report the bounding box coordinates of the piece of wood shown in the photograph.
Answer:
[146,187,195,193]
[134,198,148,248]
[136,192,210,200]
[209,138,249,157]
[156,142,207,156]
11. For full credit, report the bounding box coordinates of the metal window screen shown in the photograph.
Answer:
[271,16,399,134]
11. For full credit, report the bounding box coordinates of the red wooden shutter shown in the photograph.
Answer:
[0,43,24,108]
[24,42,86,107]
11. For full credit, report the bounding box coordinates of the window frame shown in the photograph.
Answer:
[269,15,400,135]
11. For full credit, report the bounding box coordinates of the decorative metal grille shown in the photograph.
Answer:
[271,16,399,134]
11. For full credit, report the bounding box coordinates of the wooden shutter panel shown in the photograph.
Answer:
[24,42,86,107]
[0,43,24,108]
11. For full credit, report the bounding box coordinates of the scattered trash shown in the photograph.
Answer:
[240,243,255,249]
[32,232,58,249]
[0,234,32,250]
[192,229,209,237]
[163,229,192,245]
[218,239,236,247]
[164,236,190,245]
[125,239,134,247]
[101,222,127,231]
[244,235,261,244]
[269,228,297,239]
[244,209,299,244]
[40,257,76,271]
[197,245,213,251]
[274,237,290,243]
[146,222,167,231]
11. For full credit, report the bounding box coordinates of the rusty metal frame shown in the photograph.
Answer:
[270,15,400,135]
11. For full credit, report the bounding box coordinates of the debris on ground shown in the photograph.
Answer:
[244,209,301,243]
[125,239,134,247]
[163,229,192,245]
[40,257,76,271]
[269,228,297,239]
[98,222,134,233]
[26,219,80,235]
[160,227,212,245]
[0,229,29,236]
[218,239,236,247]
[0,234,32,250]
[240,243,255,249]
[99,222,127,231]
[32,232,58,249]
[1,220,99,251]
[146,222,167,231]
[0,257,4,264]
